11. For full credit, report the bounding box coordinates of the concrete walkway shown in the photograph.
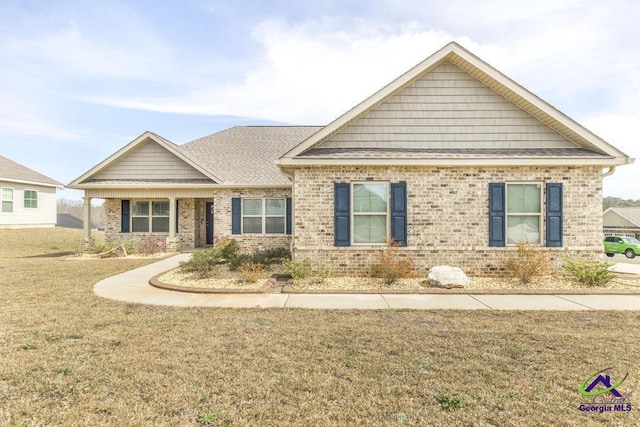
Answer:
[94,253,640,310]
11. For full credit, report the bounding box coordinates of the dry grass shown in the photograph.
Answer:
[1,228,640,426]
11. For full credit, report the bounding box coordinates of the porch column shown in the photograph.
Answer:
[166,196,179,252]
[168,196,176,238]
[83,195,92,241]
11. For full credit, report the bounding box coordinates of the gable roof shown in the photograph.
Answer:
[0,155,63,188]
[69,127,321,189]
[278,42,633,167]
[604,207,640,228]
[180,126,322,185]
[69,131,223,188]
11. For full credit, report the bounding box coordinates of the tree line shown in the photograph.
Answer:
[603,196,640,211]
[57,199,106,228]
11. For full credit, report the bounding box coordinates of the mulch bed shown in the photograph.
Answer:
[151,267,640,295]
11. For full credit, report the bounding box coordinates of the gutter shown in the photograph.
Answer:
[602,166,616,178]
[602,155,634,177]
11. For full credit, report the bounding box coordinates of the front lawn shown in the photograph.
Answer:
[1,228,639,426]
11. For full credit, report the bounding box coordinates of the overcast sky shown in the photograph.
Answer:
[1,0,638,200]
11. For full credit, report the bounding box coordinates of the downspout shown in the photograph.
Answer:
[602,166,616,178]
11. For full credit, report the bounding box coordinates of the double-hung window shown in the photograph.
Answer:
[24,190,38,209]
[1,188,13,213]
[352,182,388,244]
[131,200,169,233]
[242,198,285,234]
[506,183,541,244]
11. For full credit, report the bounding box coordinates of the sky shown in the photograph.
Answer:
[1,0,638,201]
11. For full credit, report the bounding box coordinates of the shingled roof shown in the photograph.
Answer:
[605,207,640,228]
[180,126,321,185]
[0,155,62,187]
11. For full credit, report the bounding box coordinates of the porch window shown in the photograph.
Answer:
[1,188,13,213]
[352,182,388,244]
[242,198,285,234]
[506,183,541,244]
[131,200,170,233]
[24,190,38,209]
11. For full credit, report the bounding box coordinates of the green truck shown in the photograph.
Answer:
[603,236,640,259]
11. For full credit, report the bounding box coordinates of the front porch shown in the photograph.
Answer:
[82,197,214,252]
[82,188,293,253]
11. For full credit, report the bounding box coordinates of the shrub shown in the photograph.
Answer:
[251,247,291,265]
[138,236,164,255]
[283,259,313,280]
[237,262,265,283]
[180,248,224,278]
[311,261,330,284]
[90,242,114,254]
[219,239,239,260]
[121,239,138,254]
[212,237,239,260]
[562,258,614,287]
[504,241,549,285]
[228,253,253,271]
[228,247,291,271]
[370,239,414,284]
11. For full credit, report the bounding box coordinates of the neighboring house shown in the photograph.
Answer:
[603,207,640,239]
[69,42,633,274]
[0,156,63,228]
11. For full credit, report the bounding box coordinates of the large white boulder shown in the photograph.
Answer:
[428,266,470,289]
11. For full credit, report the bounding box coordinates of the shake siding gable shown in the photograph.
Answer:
[94,140,210,181]
[317,62,578,150]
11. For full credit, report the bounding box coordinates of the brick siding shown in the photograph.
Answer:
[292,165,603,276]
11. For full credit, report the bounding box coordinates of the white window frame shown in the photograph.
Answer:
[131,200,170,233]
[1,187,14,213]
[505,182,542,246]
[351,181,389,246]
[241,198,286,235]
[23,189,38,209]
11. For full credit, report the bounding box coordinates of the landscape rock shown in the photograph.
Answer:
[428,266,470,289]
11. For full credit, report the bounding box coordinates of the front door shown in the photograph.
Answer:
[206,202,214,245]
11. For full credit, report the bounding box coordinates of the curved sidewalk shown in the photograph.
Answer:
[94,254,640,310]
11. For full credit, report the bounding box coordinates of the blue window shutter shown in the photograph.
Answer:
[334,183,350,246]
[390,182,407,246]
[121,200,130,233]
[231,198,241,235]
[546,183,563,247]
[488,183,505,247]
[286,197,292,235]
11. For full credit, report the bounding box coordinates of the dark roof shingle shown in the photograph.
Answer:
[180,126,321,185]
[0,156,63,187]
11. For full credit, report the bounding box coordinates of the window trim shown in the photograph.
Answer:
[505,182,542,246]
[350,181,390,246]
[23,189,38,209]
[241,198,286,235]
[1,187,14,213]
[130,200,170,233]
